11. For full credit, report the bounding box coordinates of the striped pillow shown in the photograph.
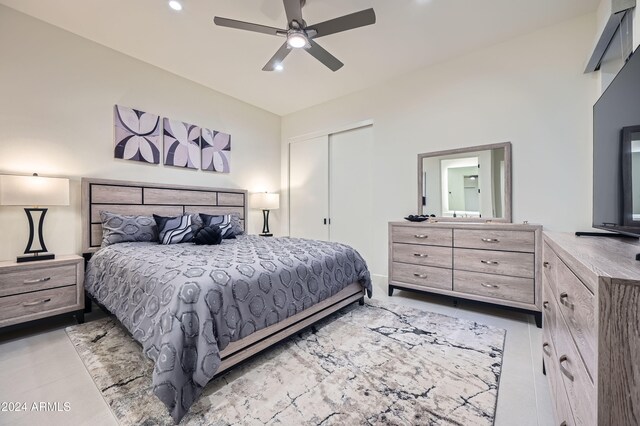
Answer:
[153,214,194,245]
[199,213,239,239]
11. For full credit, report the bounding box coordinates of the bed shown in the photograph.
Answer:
[81,178,372,423]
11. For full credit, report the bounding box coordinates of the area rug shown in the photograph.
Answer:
[66,300,505,425]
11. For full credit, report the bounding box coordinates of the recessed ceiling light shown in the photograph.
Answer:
[168,1,182,11]
[275,64,284,71]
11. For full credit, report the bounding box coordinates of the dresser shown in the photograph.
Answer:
[388,221,543,326]
[0,255,85,328]
[542,232,640,426]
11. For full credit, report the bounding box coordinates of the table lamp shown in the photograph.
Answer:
[0,174,70,263]
[251,192,279,237]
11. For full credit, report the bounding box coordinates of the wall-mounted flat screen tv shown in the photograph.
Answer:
[593,47,640,236]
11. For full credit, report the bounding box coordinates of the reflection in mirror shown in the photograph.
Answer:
[419,142,511,221]
[623,128,640,226]
[633,139,640,221]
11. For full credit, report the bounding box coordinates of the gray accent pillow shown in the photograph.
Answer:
[100,211,158,247]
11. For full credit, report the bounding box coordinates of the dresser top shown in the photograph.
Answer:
[389,221,542,231]
[544,231,640,283]
[0,254,83,269]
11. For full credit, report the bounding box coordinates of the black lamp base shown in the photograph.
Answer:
[259,233,273,237]
[17,253,55,263]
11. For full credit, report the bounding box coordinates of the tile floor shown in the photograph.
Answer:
[0,276,553,425]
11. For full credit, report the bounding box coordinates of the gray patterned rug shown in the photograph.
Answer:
[66,300,505,425]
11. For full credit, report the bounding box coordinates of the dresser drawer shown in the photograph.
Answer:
[542,331,576,426]
[555,259,596,379]
[0,285,77,322]
[454,229,534,253]
[453,270,534,304]
[391,262,452,290]
[391,226,452,247]
[542,242,558,284]
[392,244,452,269]
[542,278,557,346]
[0,264,78,297]
[454,248,534,278]
[555,308,596,426]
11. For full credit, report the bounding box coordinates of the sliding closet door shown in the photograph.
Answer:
[329,125,374,262]
[289,136,329,240]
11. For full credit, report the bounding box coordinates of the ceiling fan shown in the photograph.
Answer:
[213,0,376,72]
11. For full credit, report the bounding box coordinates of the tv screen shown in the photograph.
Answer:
[593,47,640,236]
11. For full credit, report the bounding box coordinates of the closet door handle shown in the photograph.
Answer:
[542,342,551,356]
[323,218,327,225]
[559,355,574,381]
[413,253,428,258]
[480,260,500,265]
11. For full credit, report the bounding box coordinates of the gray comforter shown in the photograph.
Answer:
[85,235,372,423]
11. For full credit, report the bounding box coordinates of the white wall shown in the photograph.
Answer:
[281,13,598,278]
[0,6,281,261]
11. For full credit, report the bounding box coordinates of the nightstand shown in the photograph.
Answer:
[0,255,85,328]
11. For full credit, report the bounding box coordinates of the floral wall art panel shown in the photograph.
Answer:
[163,118,201,169]
[114,105,161,164]
[201,128,231,173]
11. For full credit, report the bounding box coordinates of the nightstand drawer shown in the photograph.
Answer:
[0,286,77,322]
[0,264,77,297]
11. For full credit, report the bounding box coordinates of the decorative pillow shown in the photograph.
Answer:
[193,225,223,245]
[100,211,158,247]
[153,214,195,245]
[198,213,243,239]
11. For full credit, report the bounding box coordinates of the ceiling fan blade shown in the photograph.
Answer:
[214,17,283,36]
[262,42,292,71]
[305,40,343,72]
[309,8,376,38]
[283,0,304,25]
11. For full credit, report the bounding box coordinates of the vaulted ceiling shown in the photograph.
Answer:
[0,0,599,115]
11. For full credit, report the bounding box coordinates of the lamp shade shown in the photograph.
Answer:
[251,192,280,210]
[0,175,70,206]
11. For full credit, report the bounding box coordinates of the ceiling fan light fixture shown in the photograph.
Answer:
[287,32,307,49]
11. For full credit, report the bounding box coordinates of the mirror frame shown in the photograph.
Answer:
[622,125,640,227]
[417,142,512,223]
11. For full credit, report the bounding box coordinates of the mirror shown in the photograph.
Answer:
[622,126,640,225]
[418,142,512,221]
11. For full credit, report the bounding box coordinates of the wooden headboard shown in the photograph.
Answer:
[81,178,248,253]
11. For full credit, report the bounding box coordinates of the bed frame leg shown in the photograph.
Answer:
[358,296,365,306]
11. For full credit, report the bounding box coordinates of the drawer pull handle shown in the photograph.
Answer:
[23,277,51,285]
[542,342,551,356]
[481,238,500,243]
[543,301,549,310]
[560,422,567,426]
[480,260,500,265]
[413,273,428,278]
[543,261,550,268]
[559,355,574,381]
[414,234,428,239]
[413,253,429,258]
[559,293,574,309]
[481,283,499,289]
[22,298,52,307]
